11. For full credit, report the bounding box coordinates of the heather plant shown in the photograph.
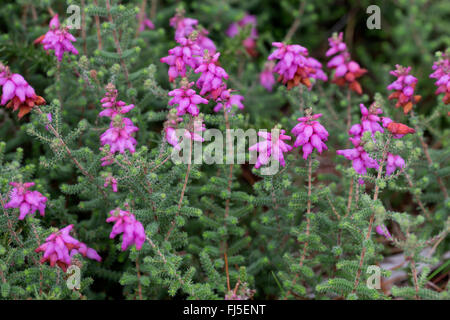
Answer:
[0,0,448,301]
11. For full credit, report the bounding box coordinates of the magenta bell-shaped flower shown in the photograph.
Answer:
[106,208,146,251]
[5,182,47,220]
[291,113,329,160]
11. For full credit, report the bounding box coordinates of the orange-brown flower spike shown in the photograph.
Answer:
[387,65,420,114]
[387,122,416,135]
[6,95,46,119]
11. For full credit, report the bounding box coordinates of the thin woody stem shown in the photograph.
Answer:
[346,178,354,216]
[0,194,40,266]
[352,135,392,294]
[223,108,233,292]
[346,88,352,132]
[136,0,147,37]
[165,134,193,241]
[135,258,143,300]
[284,156,313,299]
[93,0,103,50]
[283,0,306,42]
[410,258,420,300]
[81,0,87,55]
[106,0,133,93]
[150,0,158,19]
[224,251,231,292]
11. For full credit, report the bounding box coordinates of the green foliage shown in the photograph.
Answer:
[0,0,448,300]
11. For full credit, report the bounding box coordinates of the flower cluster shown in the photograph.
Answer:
[430,51,450,104]
[387,65,421,114]
[326,32,366,95]
[337,104,382,184]
[168,80,209,116]
[170,11,216,54]
[336,135,379,184]
[375,224,393,240]
[104,175,118,193]
[226,13,258,56]
[249,129,292,169]
[100,117,139,155]
[0,63,45,118]
[268,42,326,90]
[213,88,245,113]
[99,84,135,118]
[160,36,202,82]
[348,103,384,138]
[195,52,229,97]
[183,117,206,143]
[162,12,241,156]
[385,153,406,176]
[337,103,410,183]
[137,13,155,32]
[169,11,199,39]
[35,225,101,272]
[260,61,276,92]
[38,15,79,62]
[5,182,47,220]
[99,85,138,156]
[164,110,183,150]
[106,208,146,251]
[291,112,329,159]
[196,28,217,54]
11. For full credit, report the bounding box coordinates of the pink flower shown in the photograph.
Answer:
[326,32,366,95]
[183,117,206,142]
[137,13,155,32]
[430,51,450,104]
[164,115,205,150]
[35,224,101,272]
[291,113,329,159]
[99,84,134,118]
[165,126,180,150]
[169,13,198,39]
[168,81,209,116]
[375,224,392,240]
[104,176,118,192]
[325,32,347,57]
[45,113,52,131]
[160,37,202,82]
[249,129,292,169]
[0,63,46,118]
[100,117,139,154]
[40,15,79,62]
[164,111,183,150]
[387,64,421,114]
[226,14,258,56]
[348,104,384,137]
[268,42,326,90]
[213,88,244,112]
[194,52,229,97]
[100,154,114,167]
[106,208,146,251]
[196,29,216,54]
[336,136,379,184]
[385,153,405,176]
[5,182,47,220]
[260,61,275,92]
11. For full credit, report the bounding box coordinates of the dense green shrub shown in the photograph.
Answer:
[0,0,448,300]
